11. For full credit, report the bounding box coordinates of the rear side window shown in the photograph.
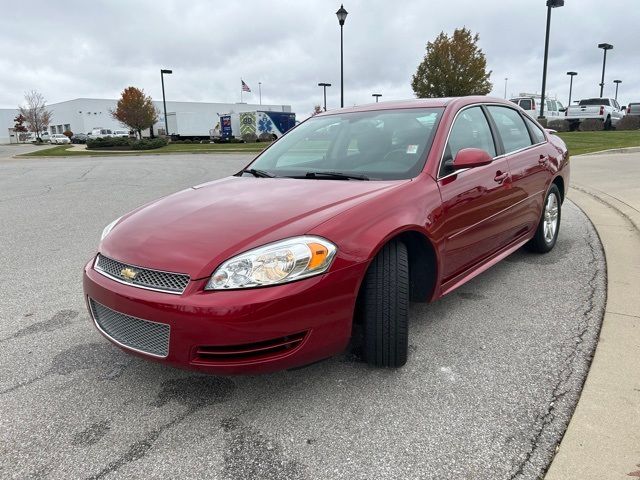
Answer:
[524,116,546,144]
[487,106,533,153]
[519,99,532,110]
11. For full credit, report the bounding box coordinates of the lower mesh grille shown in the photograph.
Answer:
[193,332,307,364]
[89,299,170,357]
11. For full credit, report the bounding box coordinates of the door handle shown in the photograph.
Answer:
[539,154,548,164]
[494,171,508,183]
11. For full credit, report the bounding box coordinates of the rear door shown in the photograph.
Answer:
[436,105,516,281]
[487,106,550,238]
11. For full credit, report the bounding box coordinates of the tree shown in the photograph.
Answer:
[110,87,158,139]
[18,91,52,141]
[13,114,28,143]
[411,27,492,98]
[311,105,323,116]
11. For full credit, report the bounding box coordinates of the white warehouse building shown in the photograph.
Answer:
[0,98,292,143]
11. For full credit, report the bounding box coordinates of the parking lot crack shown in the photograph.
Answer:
[507,233,604,480]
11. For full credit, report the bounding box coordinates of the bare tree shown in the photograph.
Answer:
[18,91,52,141]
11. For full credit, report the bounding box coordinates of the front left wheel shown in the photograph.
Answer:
[361,240,409,368]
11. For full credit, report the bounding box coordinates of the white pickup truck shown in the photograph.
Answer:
[564,97,625,130]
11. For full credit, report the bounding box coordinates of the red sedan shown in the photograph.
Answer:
[83,97,569,374]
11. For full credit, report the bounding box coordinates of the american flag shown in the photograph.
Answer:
[241,80,251,92]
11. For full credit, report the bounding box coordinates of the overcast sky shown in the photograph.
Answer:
[2,0,638,116]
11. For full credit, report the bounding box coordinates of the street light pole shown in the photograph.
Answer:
[504,78,508,99]
[613,79,622,101]
[566,71,577,106]
[258,82,262,105]
[160,69,172,137]
[336,4,348,108]
[372,93,382,103]
[598,43,613,98]
[318,83,331,111]
[539,0,564,119]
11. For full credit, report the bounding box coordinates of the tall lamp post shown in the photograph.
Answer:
[318,82,331,111]
[539,0,564,119]
[336,4,348,108]
[504,78,508,99]
[598,43,613,98]
[372,93,382,103]
[613,79,622,101]
[160,69,172,137]
[258,82,262,105]
[566,71,577,106]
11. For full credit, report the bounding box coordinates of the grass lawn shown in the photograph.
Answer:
[555,130,640,156]
[18,142,269,157]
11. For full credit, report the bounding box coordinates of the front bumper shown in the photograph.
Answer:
[83,257,366,374]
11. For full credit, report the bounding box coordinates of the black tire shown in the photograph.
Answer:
[361,240,409,367]
[604,115,612,130]
[527,184,562,253]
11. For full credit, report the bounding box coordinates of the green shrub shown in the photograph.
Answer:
[547,120,571,132]
[86,136,167,150]
[242,133,258,143]
[617,115,640,131]
[579,119,604,131]
[537,117,548,128]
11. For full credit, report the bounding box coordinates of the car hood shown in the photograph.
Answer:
[100,176,405,279]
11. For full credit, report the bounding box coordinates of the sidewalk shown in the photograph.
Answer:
[545,151,640,479]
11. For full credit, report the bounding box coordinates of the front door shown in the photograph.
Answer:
[436,106,516,281]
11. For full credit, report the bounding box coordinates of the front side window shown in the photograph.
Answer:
[248,108,443,180]
[440,106,496,177]
[487,106,533,154]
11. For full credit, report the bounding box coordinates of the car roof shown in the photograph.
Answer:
[314,96,514,116]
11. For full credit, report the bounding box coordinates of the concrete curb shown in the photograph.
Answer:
[544,184,640,479]
[578,146,640,156]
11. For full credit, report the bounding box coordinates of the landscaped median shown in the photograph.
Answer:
[17,141,270,157]
[555,130,640,156]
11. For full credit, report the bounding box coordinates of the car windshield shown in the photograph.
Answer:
[247,108,444,180]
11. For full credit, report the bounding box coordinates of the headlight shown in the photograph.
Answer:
[205,236,337,290]
[100,216,122,241]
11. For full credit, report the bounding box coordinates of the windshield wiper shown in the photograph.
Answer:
[242,168,276,178]
[302,171,369,181]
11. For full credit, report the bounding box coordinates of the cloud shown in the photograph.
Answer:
[1,0,638,117]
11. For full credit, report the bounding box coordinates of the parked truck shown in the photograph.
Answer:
[217,111,296,141]
[166,112,216,140]
[565,98,625,130]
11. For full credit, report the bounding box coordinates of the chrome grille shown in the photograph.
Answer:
[94,254,190,294]
[89,298,170,357]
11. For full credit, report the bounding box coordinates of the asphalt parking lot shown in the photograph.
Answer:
[0,148,606,480]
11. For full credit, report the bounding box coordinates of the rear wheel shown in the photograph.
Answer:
[527,184,561,253]
[604,115,612,130]
[361,240,409,368]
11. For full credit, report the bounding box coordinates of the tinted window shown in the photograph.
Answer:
[249,108,444,180]
[579,98,610,106]
[441,106,496,176]
[519,99,532,110]
[524,116,545,144]
[488,106,532,153]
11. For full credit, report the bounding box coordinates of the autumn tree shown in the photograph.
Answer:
[110,87,158,139]
[18,91,52,141]
[13,114,28,142]
[412,27,492,98]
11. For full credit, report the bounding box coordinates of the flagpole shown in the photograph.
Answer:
[259,82,262,105]
[240,78,243,103]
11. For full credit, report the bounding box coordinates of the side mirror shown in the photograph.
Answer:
[452,148,493,170]
[622,106,627,111]
[559,107,566,113]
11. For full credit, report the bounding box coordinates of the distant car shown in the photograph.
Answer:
[625,103,640,117]
[71,133,88,144]
[84,96,570,374]
[565,98,625,130]
[28,132,50,143]
[50,134,71,145]
[112,129,130,138]
[510,97,565,117]
[87,128,113,139]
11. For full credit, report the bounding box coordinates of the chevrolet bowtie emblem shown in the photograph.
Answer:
[120,267,138,281]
